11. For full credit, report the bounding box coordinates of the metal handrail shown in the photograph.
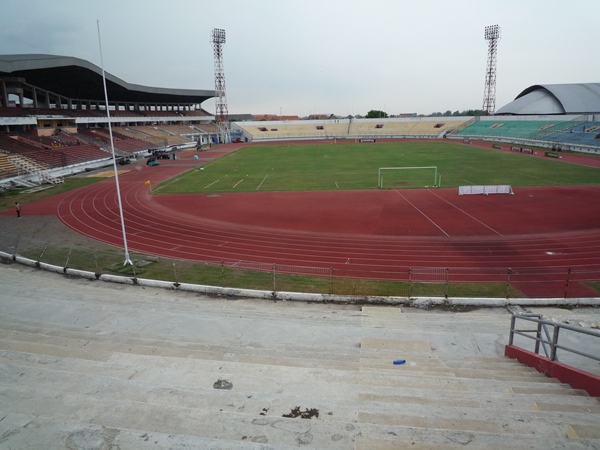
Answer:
[508,313,600,363]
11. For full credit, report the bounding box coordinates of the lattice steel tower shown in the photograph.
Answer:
[482,25,500,116]
[211,28,228,122]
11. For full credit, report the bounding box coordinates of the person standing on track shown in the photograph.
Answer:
[15,202,21,218]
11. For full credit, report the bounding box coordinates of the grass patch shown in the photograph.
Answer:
[16,242,525,298]
[585,281,600,294]
[154,142,600,194]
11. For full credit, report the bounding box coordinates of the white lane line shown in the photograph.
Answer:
[427,190,504,237]
[394,190,450,237]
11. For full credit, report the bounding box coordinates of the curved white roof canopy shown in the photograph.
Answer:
[496,83,600,115]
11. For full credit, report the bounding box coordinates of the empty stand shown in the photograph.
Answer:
[543,121,600,146]
[457,120,563,139]
[0,133,109,169]
[0,152,19,178]
[236,119,470,141]
[456,118,600,148]
[0,264,598,449]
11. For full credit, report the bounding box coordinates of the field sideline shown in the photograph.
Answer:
[153,141,600,194]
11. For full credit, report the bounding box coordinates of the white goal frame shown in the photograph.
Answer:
[378,166,438,189]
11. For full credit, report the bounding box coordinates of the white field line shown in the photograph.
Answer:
[394,190,450,237]
[256,174,268,190]
[427,190,504,237]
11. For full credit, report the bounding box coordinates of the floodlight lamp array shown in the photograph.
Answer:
[212,28,226,44]
[484,25,500,40]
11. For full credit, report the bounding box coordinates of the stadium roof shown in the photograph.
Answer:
[0,54,216,104]
[496,83,600,115]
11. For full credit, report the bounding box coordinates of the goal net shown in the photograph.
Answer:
[378,166,438,189]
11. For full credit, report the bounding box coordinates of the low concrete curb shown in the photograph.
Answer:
[1,250,599,306]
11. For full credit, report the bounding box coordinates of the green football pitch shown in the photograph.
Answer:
[154,141,600,194]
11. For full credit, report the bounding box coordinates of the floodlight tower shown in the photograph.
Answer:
[482,24,500,116]
[211,28,228,123]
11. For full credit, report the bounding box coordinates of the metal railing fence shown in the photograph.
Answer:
[508,313,600,366]
[1,231,599,299]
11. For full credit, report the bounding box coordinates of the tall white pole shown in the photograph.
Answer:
[97,20,132,265]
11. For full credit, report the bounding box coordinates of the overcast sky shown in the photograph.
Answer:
[1,0,598,117]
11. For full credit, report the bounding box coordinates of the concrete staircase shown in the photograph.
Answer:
[0,265,598,449]
[7,154,64,184]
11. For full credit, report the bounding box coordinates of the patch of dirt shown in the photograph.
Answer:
[282,406,319,419]
[0,215,113,252]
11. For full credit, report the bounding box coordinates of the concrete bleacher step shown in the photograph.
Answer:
[355,410,600,444]
[358,336,559,383]
[358,366,558,384]
[0,318,361,367]
[0,362,596,442]
[0,332,361,373]
[2,354,599,450]
[0,412,301,450]
[359,356,542,375]
[6,353,594,422]
[2,270,599,450]
[0,354,597,448]
[354,434,599,450]
[2,384,597,450]
[566,424,600,439]
[0,324,582,410]
[0,388,358,449]
[358,391,600,412]
[4,352,595,432]
[509,385,590,396]
[0,337,578,409]
[1,337,592,409]
[533,402,600,413]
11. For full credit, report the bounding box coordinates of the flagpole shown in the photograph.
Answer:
[97,20,132,265]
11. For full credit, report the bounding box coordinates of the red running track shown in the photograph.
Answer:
[4,145,600,298]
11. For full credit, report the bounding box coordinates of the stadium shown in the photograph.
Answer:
[1,52,600,448]
[2,54,600,299]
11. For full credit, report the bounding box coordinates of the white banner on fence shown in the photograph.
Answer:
[459,185,514,195]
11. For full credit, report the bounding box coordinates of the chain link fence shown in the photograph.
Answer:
[1,231,599,299]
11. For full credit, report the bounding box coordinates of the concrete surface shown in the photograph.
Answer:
[0,262,599,449]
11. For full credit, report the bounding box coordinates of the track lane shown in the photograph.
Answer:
[53,167,600,274]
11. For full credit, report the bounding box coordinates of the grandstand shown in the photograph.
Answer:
[544,122,600,146]
[234,117,469,141]
[453,115,600,152]
[0,54,220,185]
[0,152,18,178]
[232,83,600,152]
[455,119,559,139]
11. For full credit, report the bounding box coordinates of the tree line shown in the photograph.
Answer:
[365,109,483,119]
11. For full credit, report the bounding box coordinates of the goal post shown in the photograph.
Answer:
[378,166,438,189]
